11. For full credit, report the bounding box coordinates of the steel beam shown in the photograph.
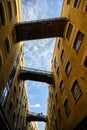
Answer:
[26,112,48,122]
[14,17,68,42]
[18,68,54,84]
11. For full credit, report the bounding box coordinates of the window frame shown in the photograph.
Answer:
[61,49,65,62]
[13,0,17,16]
[64,99,71,116]
[65,61,72,76]
[73,31,84,52]
[58,39,60,49]
[84,56,87,67]
[4,38,10,53]
[7,1,13,20]
[71,80,82,102]
[67,0,70,5]
[74,0,81,8]
[0,51,3,67]
[54,56,57,69]
[0,2,6,25]
[57,67,60,76]
[58,108,61,121]
[66,23,73,40]
[60,80,64,92]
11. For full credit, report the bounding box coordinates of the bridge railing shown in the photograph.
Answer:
[20,67,53,75]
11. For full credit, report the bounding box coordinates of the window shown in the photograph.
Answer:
[71,80,82,101]
[58,39,60,48]
[13,0,17,16]
[54,56,57,69]
[64,99,71,116]
[53,104,55,112]
[67,0,70,5]
[13,112,15,120]
[83,2,87,12]
[9,101,13,110]
[55,119,57,129]
[60,80,64,91]
[84,56,87,67]
[55,93,58,101]
[61,49,65,62]
[0,52,3,67]
[66,23,73,40]
[65,61,72,76]
[14,86,16,93]
[74,0,81,8]
[85,5,87,11]
[57,67,60,76]
[16,98,18,105]
[58,108,61,121]
[0,2,6,25]
[4,38,10,53]
[12,30,16,43]
[73,31,84,52]
[7,1,12,19]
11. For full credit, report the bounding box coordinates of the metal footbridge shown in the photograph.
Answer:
[18,67,54,84]
[14,17,68,42]
[26,112,48,122]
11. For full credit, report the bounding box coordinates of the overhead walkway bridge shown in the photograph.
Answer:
[26,112,48,122]
[14,17,68,42]
[18,67,54,84]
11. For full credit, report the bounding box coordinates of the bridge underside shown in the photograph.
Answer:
[14,17,68,42]
[18,68,54,84]
[26,112,48,122]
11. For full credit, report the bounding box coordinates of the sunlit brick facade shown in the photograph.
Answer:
[46,0,87,130]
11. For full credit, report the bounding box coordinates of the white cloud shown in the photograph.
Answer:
[30,104,42,108]
[22,1,63,130]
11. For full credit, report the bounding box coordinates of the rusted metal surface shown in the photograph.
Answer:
[14,17,68,42]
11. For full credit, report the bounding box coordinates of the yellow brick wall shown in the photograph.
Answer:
[0,0,30,130]
[46,0,87,130]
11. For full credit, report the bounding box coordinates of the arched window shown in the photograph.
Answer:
[0,2,6,25]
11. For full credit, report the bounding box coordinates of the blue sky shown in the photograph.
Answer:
[22,0,63,130]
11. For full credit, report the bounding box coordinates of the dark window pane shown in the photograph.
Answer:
[58,39,60,48]
[54,56,57,68]
[72,80,82,101]
[64,99,71,116]
[60,80,64,91]
[67,0,70,5]
[7,1,12,19]
[9,101,12,110]
[14,0,17,16]
[66,23,73,40]
[4,38,10,53]
[84,56,87,67]
[65,61,72,76]
[61,49,65,61]
[57,67,60,76]
[0,2,5,25]
[85,5,87,11]
[74,0,81,8]
[58,108,61,121]
[0,54,3,67]
[73,31,84,52]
